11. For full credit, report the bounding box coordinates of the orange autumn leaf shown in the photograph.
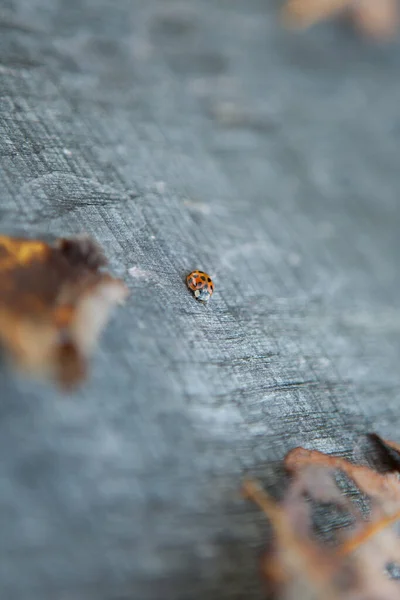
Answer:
[283,0,399,40]
[0,234,127,389]
[244,441,400,599]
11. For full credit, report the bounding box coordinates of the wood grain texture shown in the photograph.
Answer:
[1,0,400,598]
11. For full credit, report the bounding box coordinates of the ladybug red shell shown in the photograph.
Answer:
[186,270,214,303]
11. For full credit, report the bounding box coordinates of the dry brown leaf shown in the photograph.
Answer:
[244,442,400,599]
[283,0,399,40]
[370,433,400,459]
[0,234,128,389]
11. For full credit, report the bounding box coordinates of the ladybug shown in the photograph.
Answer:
[186,270,214,303]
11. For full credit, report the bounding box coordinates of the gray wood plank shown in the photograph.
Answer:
[1,1,400,598]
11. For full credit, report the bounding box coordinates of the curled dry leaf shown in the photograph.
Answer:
[0,234,128,389]
[283,0,399,40]
[370,434,400,463]
[244,443,400,599]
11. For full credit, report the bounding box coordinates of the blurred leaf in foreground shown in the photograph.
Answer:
[244,441,400,599]
[0,234,127,390]
[283,0,399,40]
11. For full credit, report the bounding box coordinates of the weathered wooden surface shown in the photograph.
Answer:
[1,1,400,598]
